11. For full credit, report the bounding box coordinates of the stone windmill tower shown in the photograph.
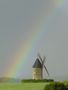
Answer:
[32,54,49,80]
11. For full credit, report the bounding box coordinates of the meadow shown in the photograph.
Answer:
[0,81,68,90]
[0,83,48,90]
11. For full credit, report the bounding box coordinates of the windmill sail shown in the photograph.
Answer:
[37,53,50,76]
[38,53,43,64]
[42,56,46,66]
[44,65,49,76]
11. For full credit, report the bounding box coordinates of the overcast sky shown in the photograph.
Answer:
[0,0,68,79]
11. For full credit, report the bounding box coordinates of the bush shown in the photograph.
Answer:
[44,82,67,90]
[63,80,68,88]
[21,79,54,83]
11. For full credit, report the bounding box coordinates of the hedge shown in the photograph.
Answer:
[21,79,54,83]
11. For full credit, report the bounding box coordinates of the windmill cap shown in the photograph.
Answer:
[32,58,42,68]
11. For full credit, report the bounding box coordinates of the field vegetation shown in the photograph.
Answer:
[0,80,68,90]
[0,82,48,90]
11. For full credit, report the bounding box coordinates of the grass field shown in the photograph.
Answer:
[0,83,49,90]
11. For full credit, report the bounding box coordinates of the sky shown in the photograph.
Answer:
[0,0,68,79]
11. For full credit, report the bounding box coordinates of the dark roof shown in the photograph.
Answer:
[32,58,42,68]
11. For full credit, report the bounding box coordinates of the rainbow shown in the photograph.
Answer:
[4,0,64,78]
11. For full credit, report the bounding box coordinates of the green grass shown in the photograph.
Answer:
[0,83,49,90]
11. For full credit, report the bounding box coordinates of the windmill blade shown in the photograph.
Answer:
[44,65,49,76]
[37,53,43,64]
[38,53,46,66]
[42,56,46,65]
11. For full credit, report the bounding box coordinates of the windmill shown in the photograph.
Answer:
[32,53,49,80]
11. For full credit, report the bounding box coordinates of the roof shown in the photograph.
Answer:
[32,58,42,68]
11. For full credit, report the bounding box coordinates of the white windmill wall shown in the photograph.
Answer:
[32,68,42,80]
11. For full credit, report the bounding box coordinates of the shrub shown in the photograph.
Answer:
[63,80,68,88]
[44,82,67,90]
